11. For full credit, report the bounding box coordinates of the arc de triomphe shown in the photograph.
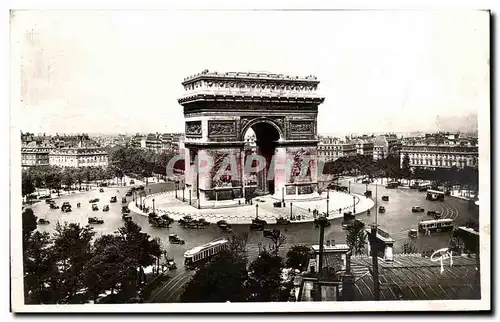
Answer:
[178,70,325,209]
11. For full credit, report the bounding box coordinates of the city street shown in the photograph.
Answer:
[28,178,477,303]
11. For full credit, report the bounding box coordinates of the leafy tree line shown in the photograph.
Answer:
[180,232,314,303]
[22,208,162,304]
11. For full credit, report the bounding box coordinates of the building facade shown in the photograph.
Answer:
[317,138,356,162]
[49,147,109,168]
[351,139,374,157]
[21,146,51,168]
[400,143,478,169]
[373,135,402,161]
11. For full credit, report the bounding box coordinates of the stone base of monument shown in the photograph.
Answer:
[198,197,247,209]
[271,192,322,202]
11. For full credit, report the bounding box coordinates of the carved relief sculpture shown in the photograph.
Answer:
[289,121,314,134]
[208,121,237,137]
[185,121,202,137]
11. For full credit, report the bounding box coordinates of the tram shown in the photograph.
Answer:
[426,189,445,201]
[184,237,229,269]
[418,218,454,233]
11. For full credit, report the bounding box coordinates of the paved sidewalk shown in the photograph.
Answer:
[131,190,374,225]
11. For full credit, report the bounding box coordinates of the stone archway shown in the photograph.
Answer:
[178,70,325,209]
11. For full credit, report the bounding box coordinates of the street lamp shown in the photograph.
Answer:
[139,195,143,210]
[182,184,185,202]
[255,204,259,218]
[175,181,178,199]
[282,187,285,206]
[326,189,330,217]
[349,180,351,194]
[152,198,155,214]
[189,189,192,205]
[353,196,356,213]
[290,202,293,221]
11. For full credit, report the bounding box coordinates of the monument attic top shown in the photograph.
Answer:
[182,70,319,85]
[179,70,324,104]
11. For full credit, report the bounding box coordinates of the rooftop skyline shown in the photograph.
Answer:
[12,10,487,135]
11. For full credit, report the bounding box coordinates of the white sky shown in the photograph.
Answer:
[12,10,488,135]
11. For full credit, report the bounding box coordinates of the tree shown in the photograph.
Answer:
[22,208,37,243]
[23,230,58,304]
[286,244,312,271]
[180,249,249,302]
[401,153,411,181]
[265,229,287,256]
[22,171,36,199]
[346,220,367,255]
[247,249,288,302]
[51,222,96,303]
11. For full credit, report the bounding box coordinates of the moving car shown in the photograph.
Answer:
[362,179,371,184]
[89,198,99,203]
[110,196,117,203]
[99,188,105,193]
[49,203,59,209]
[218,223,232,232]
[364,190,372,197]
[408,229,418,238]
[122,197,127,204]
[381,196,389,201]
[61,202,72,212]
[92,204,99,211]
[122,206,130,214]
[125,190,133,197]
[378,206,386,213]
[88,217,104,224]
[130,180,135,185]
[427,210,441,217]
[103,205,110,212]
[168,234,185,245]
[122,214,132,222]
[45,198,54,204]
[411,206,424,213]
[37,218,50,225]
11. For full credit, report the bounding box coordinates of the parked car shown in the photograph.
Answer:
[110,196,117,203]
[276,217,290,225]
[168,234,185,245]
[218,223,232,232]
[217,220,228,227]
[37,218,50,225]
[92,204,99,211]
[88,217,104,224]
[378,206,386,213]
[408,229,418,238]
[411,206,424,213]
[362,179,371,184]
[381,196,389,201]
[197,218,210,226]
[103,205,110,212]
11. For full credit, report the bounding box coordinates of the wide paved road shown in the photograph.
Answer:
[30,179,477,303]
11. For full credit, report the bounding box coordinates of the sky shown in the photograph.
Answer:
[12,10,488,135]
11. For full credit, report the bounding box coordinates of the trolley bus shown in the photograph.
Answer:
[426,189,445,201]
[184,237,229,269]
[418,218,454,233]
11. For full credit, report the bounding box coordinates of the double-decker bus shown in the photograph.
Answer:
[184,237,229,269]
[418,218,454,233]
[426,189,445,201]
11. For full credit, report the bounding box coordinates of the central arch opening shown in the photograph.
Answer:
[244,121,280,196]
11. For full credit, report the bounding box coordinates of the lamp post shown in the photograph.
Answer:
[175,181,178,199]
[189,189,192,205]
[349,180,351,194]
[139,195,143,210]
[282,187,285,207]
[182,184,185,202]
[290,202,293,221]
[152,198,155,214]
[353,196,356,213]
[326,189,330,217]
[255,204,259,218]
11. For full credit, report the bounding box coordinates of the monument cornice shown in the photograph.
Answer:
[182,70,320,86]
[184,141,246,148]
[178,94,325,105]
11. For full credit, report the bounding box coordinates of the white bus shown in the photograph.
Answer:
[426,189,445,201]
[184,237,229,269]
[418,218,454,233]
